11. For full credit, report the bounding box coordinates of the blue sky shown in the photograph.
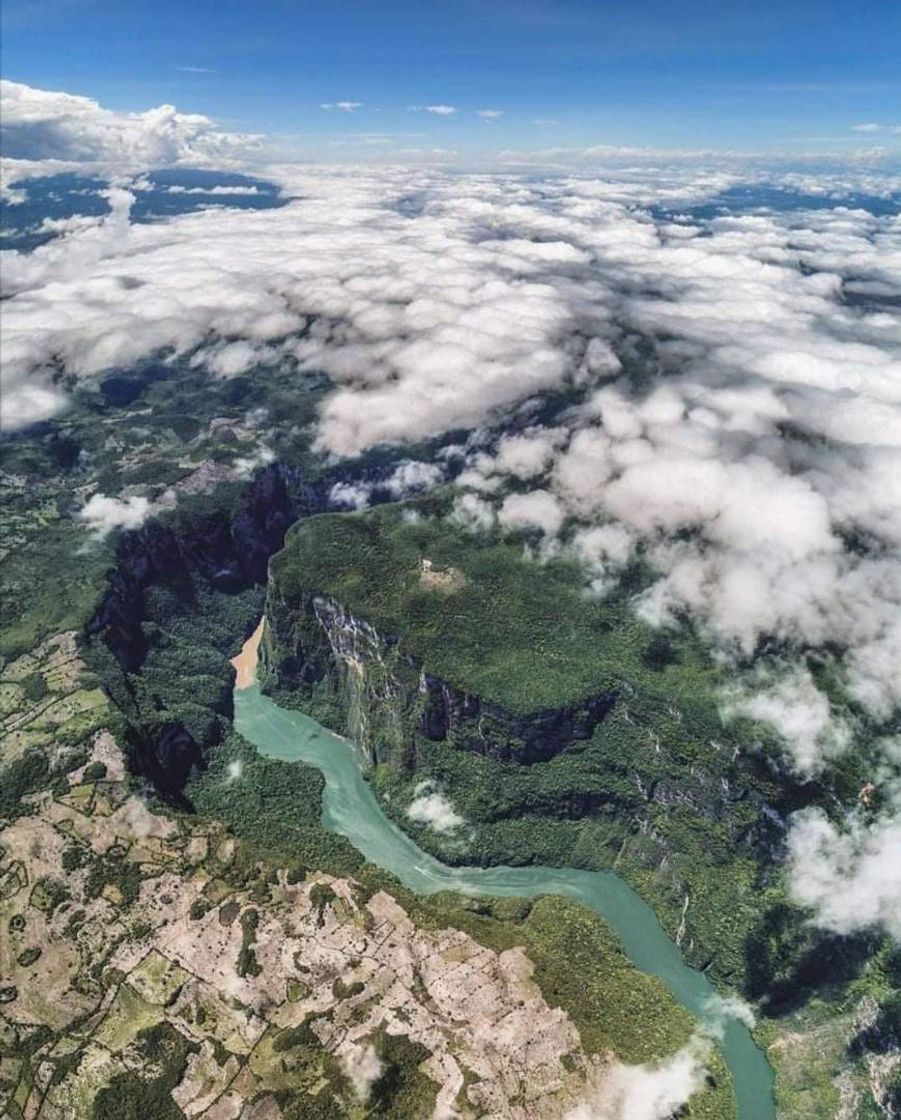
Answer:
[2,0,900,156]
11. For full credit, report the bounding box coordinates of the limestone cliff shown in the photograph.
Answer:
[264,585,617,767]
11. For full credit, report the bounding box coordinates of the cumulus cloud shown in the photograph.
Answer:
[701,993,757,1032]
[386,460,445,496]
[117,796,165,839]
[78,493,151,538]
[499,489,565,536]
[232,445,275,479]
[330,481,372,510]
[3,152,898,726]
[326,462,444,510]
[450,493,497,533]
[567,996,754,1119]
[569,523,636,595]
[786,809,901,939]
[0,80,261,179]
[407,781,465,832]
[160,183,263,196]
[567,1039,711,1120]
[493,430,562,479]
[722,666,852,777]
[341,1042,382,1100]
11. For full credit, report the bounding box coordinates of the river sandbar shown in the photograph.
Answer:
[231,618,264,689]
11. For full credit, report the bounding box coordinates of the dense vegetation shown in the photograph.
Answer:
[187,730,363,877]
[271,496,727,713]
[0,747,97,823]
[80,532,737,1112]
[0,355,327,662]
[92,1023,199,1120]
[3,335,893,1117]
[263,495,901,1120]
[187,739,736,1117]
[270,502,775,983]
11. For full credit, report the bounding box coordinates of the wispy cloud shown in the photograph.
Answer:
[408,103,457,116]
[176,66,216,74]
[531,117,561,126]
[852,121,901,134]
[476,108,504,119]
[327,134,393,147]
[321,101,362,112]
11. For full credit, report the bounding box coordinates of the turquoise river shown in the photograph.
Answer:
[234,681,776,1120]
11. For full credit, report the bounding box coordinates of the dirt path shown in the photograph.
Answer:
[231,618,264,689]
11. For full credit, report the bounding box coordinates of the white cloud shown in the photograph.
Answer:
[321,101,362,112]
[566,996,754,1119]
[476,109,504,119]
[450,493,497,533]
[701,993,756,1033]
[3,94,901,927]
[206,340,269,378]
[386,460,445,496]
[569,523,636,595]
[341,1043,382,1101]
[232,445,275,479]
[79,493,151,538]
[0,79,261,177]
[329,481,371,510]
[425,104,456,116]
[567,1039,711,1120]
[493,430,561,479]
[786,809,901,940]
[499,489,565,536]
[407,782,465,832]
[162,183,263,195]
[851,122,901,134]
[3,159,898,736]
[722,666,852,778]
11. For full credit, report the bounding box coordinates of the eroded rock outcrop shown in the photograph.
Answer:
[264,588,617,766]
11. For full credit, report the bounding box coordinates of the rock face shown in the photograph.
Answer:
[88,464,305,674]
[262,578,796,887]
[264,588,617,766]
[85,463,398,799]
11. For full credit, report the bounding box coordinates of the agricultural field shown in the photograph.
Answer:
[1,685,734,1119]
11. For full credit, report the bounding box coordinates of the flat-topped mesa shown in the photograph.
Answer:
[263,503,624,765]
